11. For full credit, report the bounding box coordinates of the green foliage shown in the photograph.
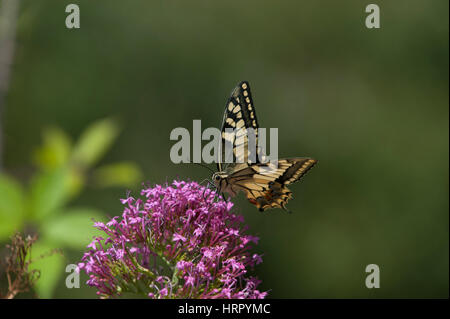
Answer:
[0,176,25,241]
[41,208,104,250]
[0,118,142,298]
[32,127,71,170]
[71,118,120,168]
[94,162,143,188]
[29,240,65,299]
[28,168,71,222]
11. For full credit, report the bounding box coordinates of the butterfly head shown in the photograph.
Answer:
[211,172,227,187]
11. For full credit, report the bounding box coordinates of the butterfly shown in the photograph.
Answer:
[211,81,317,212]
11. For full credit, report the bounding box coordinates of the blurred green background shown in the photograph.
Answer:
[0,0,448,298]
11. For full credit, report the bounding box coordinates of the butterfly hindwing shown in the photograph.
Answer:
[271,158,317,185]
[227,158,317,211]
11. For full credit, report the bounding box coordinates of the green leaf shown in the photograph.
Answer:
[94,162,142,188]
[32,127,72,170]
[0,174,25,240]
[41,208,105,249]
[71,118,120,168]
[28,168,71,221]
[29,239,65,298]
[66,166,86,200]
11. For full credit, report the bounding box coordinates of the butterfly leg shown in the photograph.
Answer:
[198,179,214,198]
[206,182,218,201]
[215,192,225,202]
[202,181,213,201]
[199,179,220,202]
[210,183,227,202]
[220,192,229,202]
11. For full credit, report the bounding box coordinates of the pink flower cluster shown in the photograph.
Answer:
[78,180,267,299]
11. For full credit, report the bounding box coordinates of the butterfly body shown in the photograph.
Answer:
[213,81,317,212]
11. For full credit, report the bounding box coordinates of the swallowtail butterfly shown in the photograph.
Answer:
[212,81,317,212]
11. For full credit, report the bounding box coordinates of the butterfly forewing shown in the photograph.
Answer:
[218,81,263,172]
